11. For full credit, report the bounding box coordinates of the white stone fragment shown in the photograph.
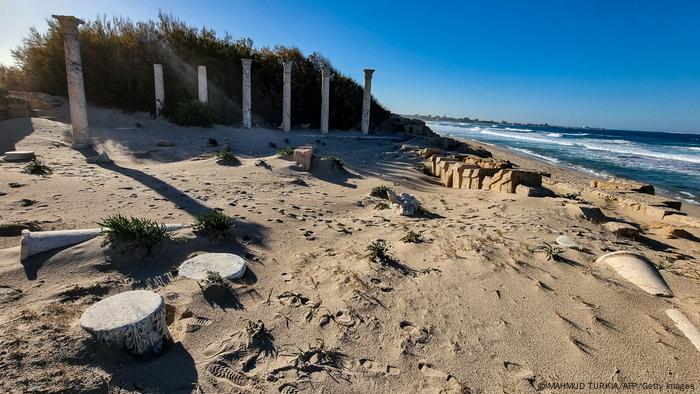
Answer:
[555,235,587,252]
[79,290,171,355]
[178,253,247,280]
[20,224,191,261]
[595,251,673,297]
[666,309,700,352]
[3,151,35,162]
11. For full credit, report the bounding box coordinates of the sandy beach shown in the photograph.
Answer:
[1,101,699,393]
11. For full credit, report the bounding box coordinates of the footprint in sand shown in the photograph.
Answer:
[206,361,253,388]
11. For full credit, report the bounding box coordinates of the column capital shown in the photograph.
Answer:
[364,69,375,78]
[52,15,85,34]
[241,58,252,68]
[321,66,331,75]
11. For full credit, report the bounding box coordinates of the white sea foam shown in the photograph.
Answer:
[547,133,563,137]
[575,142,700,164]
[478,129,575,146]
[510,148,560,163]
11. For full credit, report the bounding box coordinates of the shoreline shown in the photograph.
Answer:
[450,135,700,217]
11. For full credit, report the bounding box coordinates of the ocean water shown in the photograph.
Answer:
[428,121,700,205]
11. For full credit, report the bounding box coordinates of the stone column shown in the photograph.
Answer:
[282,61,292,132]
[153,64,164,117]
[320,66,330,134]
[241,59,252,128]
[361,69,374,134]
[197,65,208,103]
[53,15,89,148]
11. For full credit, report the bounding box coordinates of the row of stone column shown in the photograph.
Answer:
[53,14,377,149]
[154,62,375,134]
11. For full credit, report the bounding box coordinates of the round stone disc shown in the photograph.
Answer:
[79,290,163,331]
[178,253,247,280]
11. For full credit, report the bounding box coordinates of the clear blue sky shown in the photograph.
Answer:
[1,0,699,132]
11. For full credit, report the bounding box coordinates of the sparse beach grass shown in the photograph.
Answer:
[195,210,232,235]
[23,158,51,175]
[98,214,168,249]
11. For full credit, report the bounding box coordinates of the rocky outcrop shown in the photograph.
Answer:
[378,114,437,136]
[386,190,422,216]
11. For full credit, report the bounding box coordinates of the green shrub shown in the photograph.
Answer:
[326,155,344,169]
[23,158,51,175]
[4,14,390,129]
[195,210,231,234]
[215,147,240,166]
[366,239,390,263]
[370,185,393,199]
[401,230,424,243]
[98,214,168,249]
[169,100,215,127]
[277,146,294,156]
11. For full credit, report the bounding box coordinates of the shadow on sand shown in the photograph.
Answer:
[88,342,198,393]
[0,117,34,154]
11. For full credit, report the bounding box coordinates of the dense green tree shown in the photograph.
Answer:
[2,13,389,130]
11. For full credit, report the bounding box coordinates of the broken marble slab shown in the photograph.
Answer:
[79,290,171,355]
[178,253,247,280]
[595,251,672,297]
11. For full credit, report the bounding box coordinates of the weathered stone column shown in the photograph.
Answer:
[320,66,330,134]
[361,69,374,134]
[53,15,89,148]
[282,61,292,132]
[153,64,164,117]
[197,65,208,103]
[241,59,252,128]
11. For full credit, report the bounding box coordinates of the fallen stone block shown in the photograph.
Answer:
[602,221,640,238]
[419,147,443,159]
[662,226,693,240]
[461,168,500,190]
[79,290,172,355]
[463,156,512,169]
[3,151,35,162]
[489,169,542,194]
[566,203,607,223]
[591,178,655,195]
[434,157,458,178]
[450,163,479,189]
[293,145,313,171]
[515,185,555,198]
[481,175,493,190]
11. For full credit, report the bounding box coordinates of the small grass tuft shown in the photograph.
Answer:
[195,209,232,235]
[98,214,168,250]
[370,185,394,199]
[366,239,391,263]
[534,241,565,262]
[215,147,241,166]
[202,270,231,289]
[401,230,424,243]
[23,158,51,175]
[277,146,295,156]
[326,155,344,169]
